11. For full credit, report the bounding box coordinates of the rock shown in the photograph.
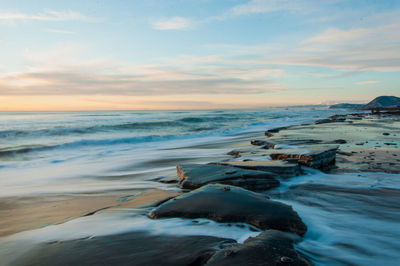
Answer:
[11,231,235,266]
[150,184,307,236]
[177,164,279,191]
[205,230,311,266]
[334,139,347,144]
[157,176,179,184]
[383,132,390,136]
[250,140,267,146]
[227,150,242,158]
[269,145,338,170]
[265,132,273,137]
[215,160,301,178]
[315,115,346,124]
[266,126,288,133]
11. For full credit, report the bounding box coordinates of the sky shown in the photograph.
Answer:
[0,0,399,110]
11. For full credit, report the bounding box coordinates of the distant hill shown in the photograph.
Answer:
[329,96,400,110]
[361,96,400,110]
[329,103,364,109]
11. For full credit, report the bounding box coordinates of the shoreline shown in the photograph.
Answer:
[1,110,399,265]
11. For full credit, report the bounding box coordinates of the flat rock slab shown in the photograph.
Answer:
[177,164,279,191]
[150,184,307,236]
[205,230,311,266]
[215,160,301,178]
[11,231,235,266]
[269,145,339,170]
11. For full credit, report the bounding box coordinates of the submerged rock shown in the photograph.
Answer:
[205,230,311,266]
[215,160,301,178]
[177,164,279,191]
[269,145,338,170]
[150,184,307,236]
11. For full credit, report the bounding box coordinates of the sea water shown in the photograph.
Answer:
[2,108,399,265]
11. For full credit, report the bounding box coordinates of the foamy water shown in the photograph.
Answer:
[0,108,347,196]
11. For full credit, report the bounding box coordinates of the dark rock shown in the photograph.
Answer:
[267,127,288,133]
[383,132,390,136]
[269,146,338,170]
[11,231,235,266]
[150,184,307,236]
[315,115,346,124]
[227,150,241,158]
[265,132,273,137]
[215,160,301,178]
[205,230,311,266]
[251,140,267,146]
[177,164,279,191]
[334,139,347,144]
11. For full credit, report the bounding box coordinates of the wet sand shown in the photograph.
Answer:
[0,189,180,237]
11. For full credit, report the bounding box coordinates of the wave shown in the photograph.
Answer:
[0,115,244,139]
[0,133,215,158]
[0,121,186,139]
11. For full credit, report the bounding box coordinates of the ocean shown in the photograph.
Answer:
[0,107,345,197]
[1,107,400,265]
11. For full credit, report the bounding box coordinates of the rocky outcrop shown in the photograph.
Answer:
[177,164,279,191]
[315,115,346,124]
[215,160,302,178]
[150,184,307,236]
[269,145,338,170]
[11,231,236,266]
[205,230,311,266]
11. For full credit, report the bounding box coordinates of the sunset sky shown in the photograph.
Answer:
[0,0,399,110]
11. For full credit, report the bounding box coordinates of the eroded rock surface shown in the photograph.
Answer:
[150,184,307,236]
[177,164,279,191]
[269,145,338,170]
[215,160,302,178]
[205,230,311,266]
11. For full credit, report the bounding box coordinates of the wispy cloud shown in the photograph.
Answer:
[0,44,287,96]
[356,80,379,85]
[151,17,193,30]
[0,10,96,22]
[45,28,76,34]
[230,0,302,15]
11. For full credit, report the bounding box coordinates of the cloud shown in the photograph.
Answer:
[0,70,285,96]
[45,28,76,34]
[356,80,379,85]
[301,28,371,45]
[151,17,192,30]
[230,0,302,15]
[0,44,287,97]
[0,10,96,22]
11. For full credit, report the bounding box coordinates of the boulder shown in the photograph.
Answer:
[215,160,301,178]
[150,184,307,236]
[269,145,338,170]
[205,230,312,266]
[11,231,235,266]
[177,164,279,191]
